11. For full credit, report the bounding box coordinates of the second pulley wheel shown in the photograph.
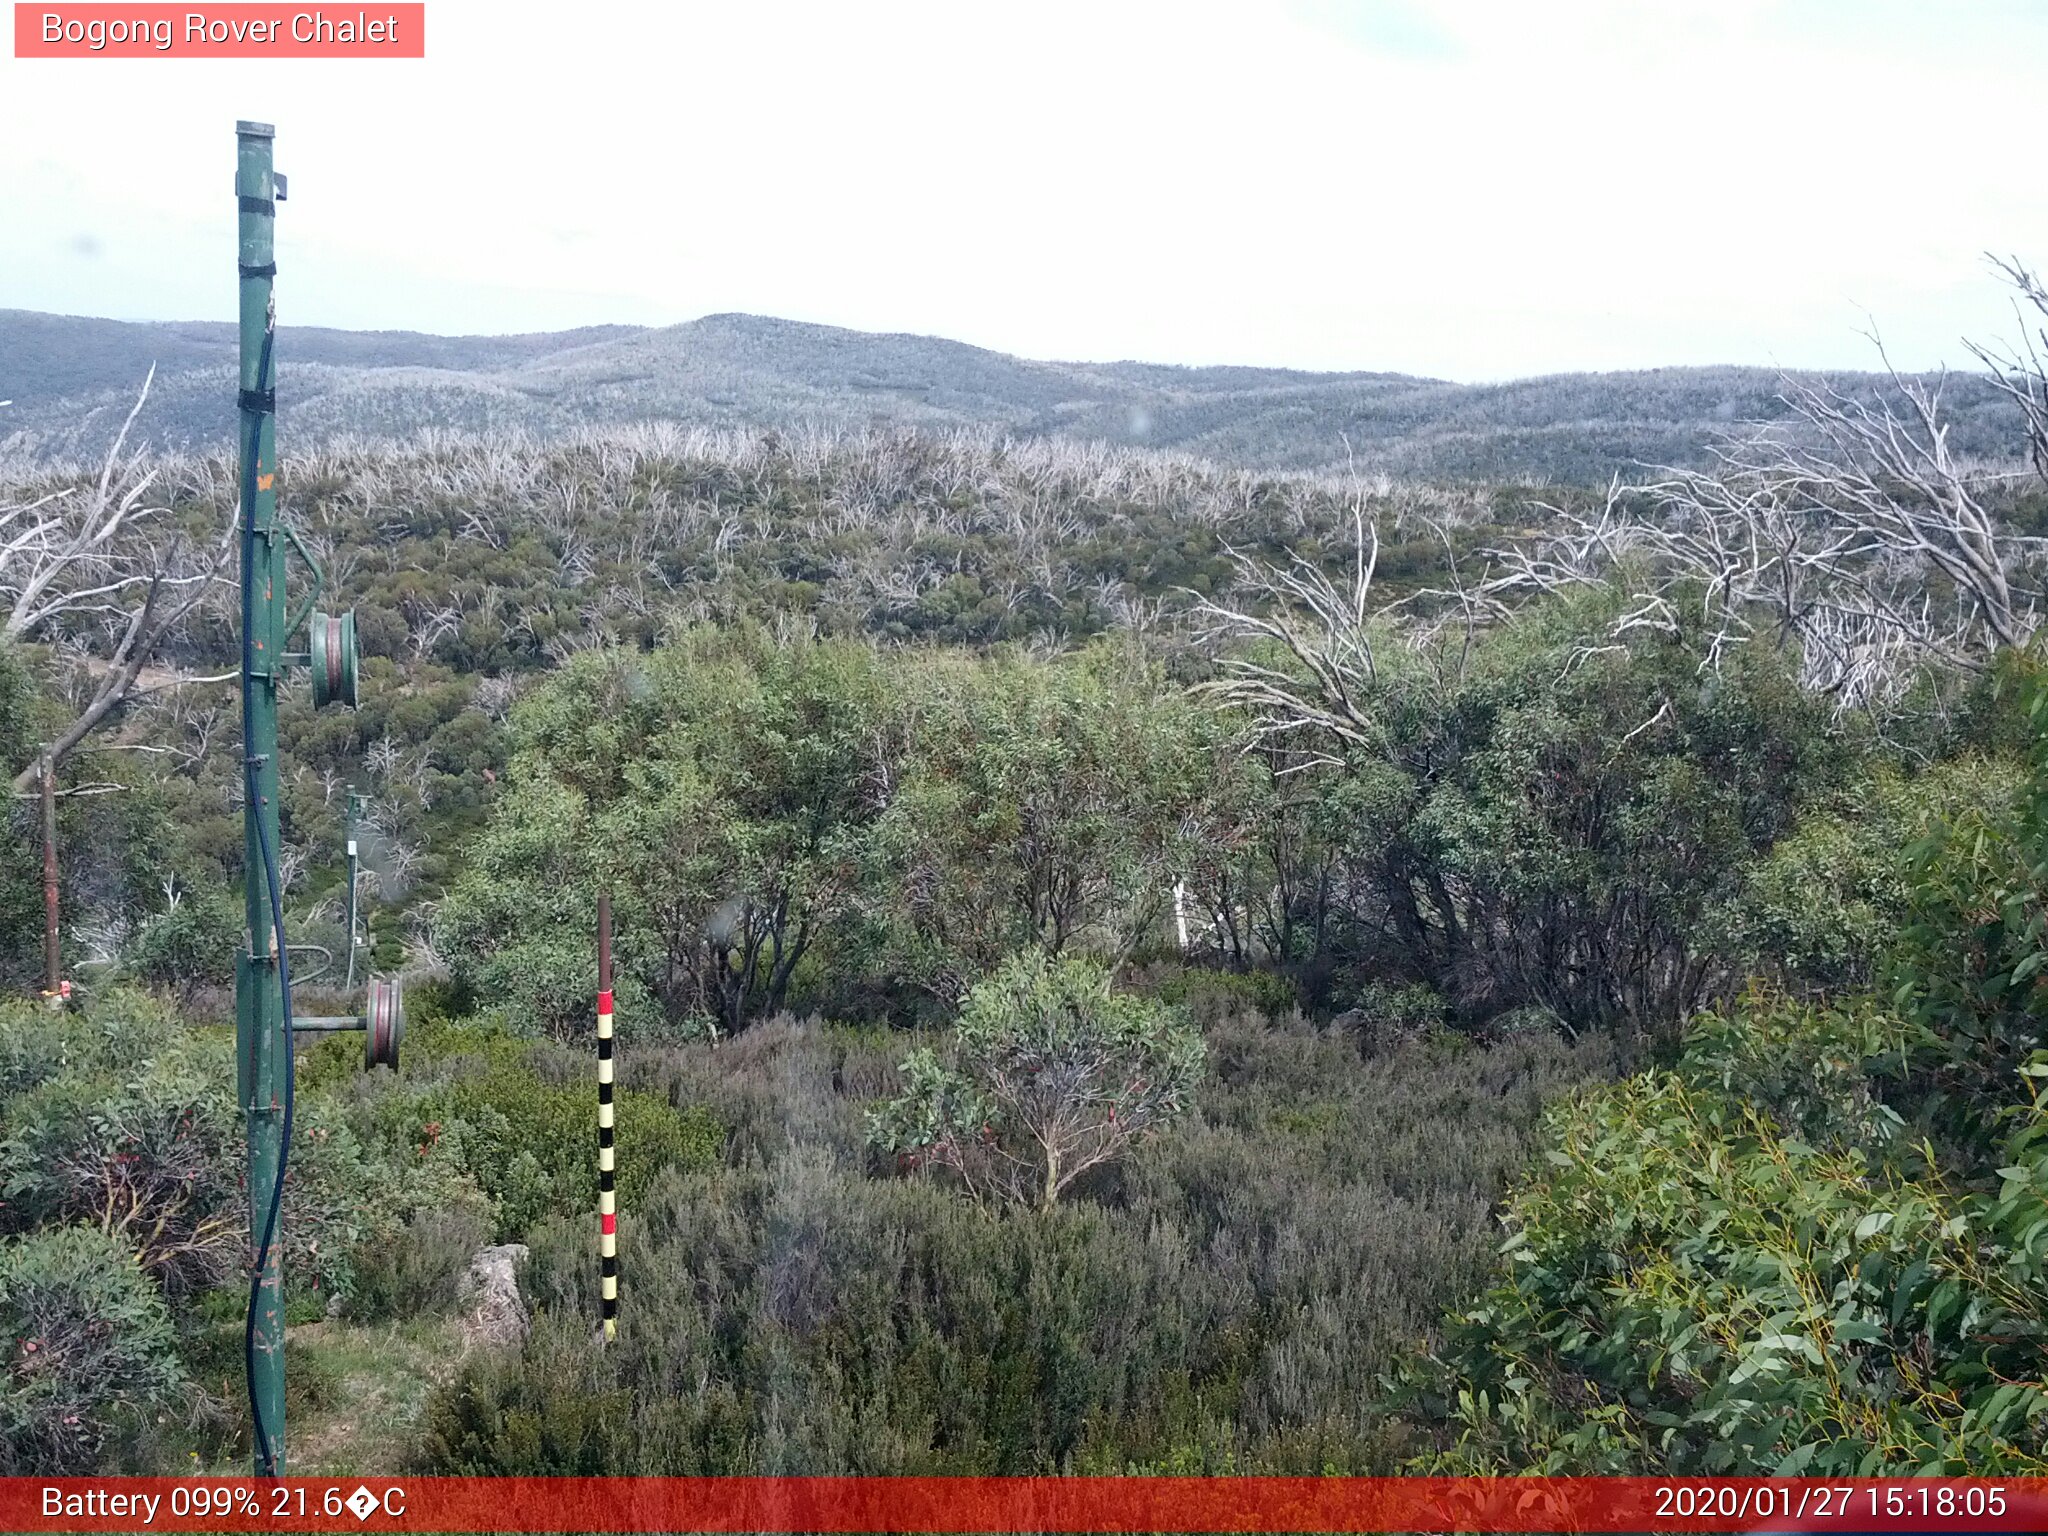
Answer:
[364,974,404,1071]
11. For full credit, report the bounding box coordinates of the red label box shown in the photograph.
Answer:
[6,1477,2048,1534]
[13,4,425,57]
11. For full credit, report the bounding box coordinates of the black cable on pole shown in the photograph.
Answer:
[239,318,295,1477]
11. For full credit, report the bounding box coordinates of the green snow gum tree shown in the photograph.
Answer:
[437,629,1229,1037]
[867,951,1205,1211]
[436,625,891,1039]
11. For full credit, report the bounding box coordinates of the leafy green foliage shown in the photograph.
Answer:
[438,628,890,1038]
[0,991,373,1298]
[422,1046,723,1241]
[1892,669,2048,1141]
[346,1203,497,1323]
[0,988,517,1469]
[0,644,178,994]
[1412,675,2048,1475]
[1,1224,183,1473]
[1718,757,2022,994]
[872,645,1225,998]
[1337,980,1449,1053]
[1194,597,1843,1040]
[442,632,1231,1035]
[1411,991,2048,1473]
[298,1004,725,1264]
[1145,964,1302,1024]
[123,888,242,1000]
[868,953,1205,1209]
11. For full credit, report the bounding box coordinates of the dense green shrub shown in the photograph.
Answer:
[1189,595,1846,1044]
[0,989,497,1337]
[1892,673,2048,1144]
[124,888,242,999]
[871,645,1227,999]
[438,628,892,1038]
[1,994,248,1296]
[1410,991,2048,1474]
[1716,756,2022,995]
[441,632,1237,1037]
[322,1005,725,1249]
[434,579,1865,1058]
[1411,677,2048,1475]
[1339,979,1448,1053]
[0,644,178,994]
[347,1198,497,1321]
[428,771,655,1039]
[0,1224,182,1473]
[1145,964,1301,1024]
[423,1008,1608,1474]
[0,992,404,1301]
[423,1051,724,1239]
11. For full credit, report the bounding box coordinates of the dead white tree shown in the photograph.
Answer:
[409,600,463,659]
[1187,498,1388,767]
[1970,254,2048,485]
[3,372,236,792]
[1484,306,2048,707]
[1189,496,1505,768]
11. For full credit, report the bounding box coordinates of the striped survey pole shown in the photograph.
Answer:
[597,893,618,1341]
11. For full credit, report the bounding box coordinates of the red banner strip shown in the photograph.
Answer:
[13,6,425,59]
[7,1478,2048,1533]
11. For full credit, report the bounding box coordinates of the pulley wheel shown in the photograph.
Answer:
[309,609,359,709]
[364,974,404,1071]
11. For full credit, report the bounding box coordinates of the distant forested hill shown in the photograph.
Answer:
[0,307,2021,482]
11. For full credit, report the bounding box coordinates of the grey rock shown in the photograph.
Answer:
[457,1242,530,1349]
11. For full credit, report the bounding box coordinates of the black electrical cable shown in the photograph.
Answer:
[238,316,295,1477]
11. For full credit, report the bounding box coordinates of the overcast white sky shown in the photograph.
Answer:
[2,0,2044,380]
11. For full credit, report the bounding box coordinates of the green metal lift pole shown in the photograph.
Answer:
[235,118,288,1477]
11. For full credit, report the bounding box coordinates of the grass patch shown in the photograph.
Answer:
[284,1317,472,1476]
